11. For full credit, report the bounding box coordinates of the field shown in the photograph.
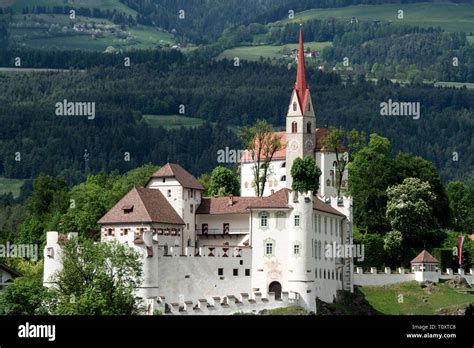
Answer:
[0,177,24,198]
[0,0,136,15]
[3,12,174,51]
[434,81,474,89]
[359,281,474,315]
[218,41,331,61]
[143,115,206,129]
[278,2,474,33]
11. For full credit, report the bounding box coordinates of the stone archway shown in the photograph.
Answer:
[268,281,282,300]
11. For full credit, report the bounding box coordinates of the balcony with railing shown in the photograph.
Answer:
[196,228,248,236]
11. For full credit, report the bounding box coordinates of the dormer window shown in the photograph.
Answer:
[122,205,133,214]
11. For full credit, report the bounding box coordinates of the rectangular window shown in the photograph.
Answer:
[123,228,128,235]
[294,215,300,227]
[162,178,166,183]
[294,244,300,255]
[245,269,250,276]
[260,214,268,227]
[330,218,333,235]
[233,269,238,276]
[218,268,223,276]
[318,215,321,233]
[265,243,273,255]
[190,204,193,213]
[324,217,327,234]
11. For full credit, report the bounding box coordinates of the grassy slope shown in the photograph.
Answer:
[278,2,474,33]
[2,5,173,51]
[143,115,206,129]
[218,41,331,61]
[359,281,474,315]
[0,0,137,16]
[0,177,24,198]
[434,82,474,89]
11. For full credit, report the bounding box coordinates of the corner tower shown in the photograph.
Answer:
[286,28,316,189]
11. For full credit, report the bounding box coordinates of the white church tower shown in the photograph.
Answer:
[285,28,316,190]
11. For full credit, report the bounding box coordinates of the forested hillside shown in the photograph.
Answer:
[0,50,472,183]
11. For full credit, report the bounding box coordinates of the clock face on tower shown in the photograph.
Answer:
[289,139,300,153]
[304,137,314,152]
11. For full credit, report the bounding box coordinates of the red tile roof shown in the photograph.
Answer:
[313,198,346,217]
[197,189,291,215]
[98,187,185,225]
[197,188,345,217]
[241,128,335,162]
[410,250,439,264]
[150,163,204,190]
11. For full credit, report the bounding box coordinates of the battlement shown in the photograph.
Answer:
[353,266,474,286]
[147,291,299,315]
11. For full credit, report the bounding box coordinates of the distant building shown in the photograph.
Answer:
[0,264,21,290]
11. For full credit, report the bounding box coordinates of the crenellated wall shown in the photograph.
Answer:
[147,290,301,315]
[353,266,474,286]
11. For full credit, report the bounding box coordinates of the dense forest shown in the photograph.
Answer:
[0,49,472,184]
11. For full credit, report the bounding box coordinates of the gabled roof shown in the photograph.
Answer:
[411,250,439,264]
[0,264,21,278]
[98,187,185,225]
[197,189,291,215]
[197,188,345,218]
[247,188,291,209]
[150,163,204,190]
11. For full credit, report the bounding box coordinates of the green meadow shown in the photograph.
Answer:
[359,281,474,315]
[218,41,331,61]
[279,2,474,33]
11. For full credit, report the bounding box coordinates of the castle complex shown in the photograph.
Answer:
[43,30,355,314]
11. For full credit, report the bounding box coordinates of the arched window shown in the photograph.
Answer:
[280,175,286,181]
[292,102,297,111]
[307,122,311,134]
[281,162,286,168]
[308,102,311,112]
[291,121,297,133]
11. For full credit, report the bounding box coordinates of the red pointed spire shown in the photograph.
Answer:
[294,27,309,112]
